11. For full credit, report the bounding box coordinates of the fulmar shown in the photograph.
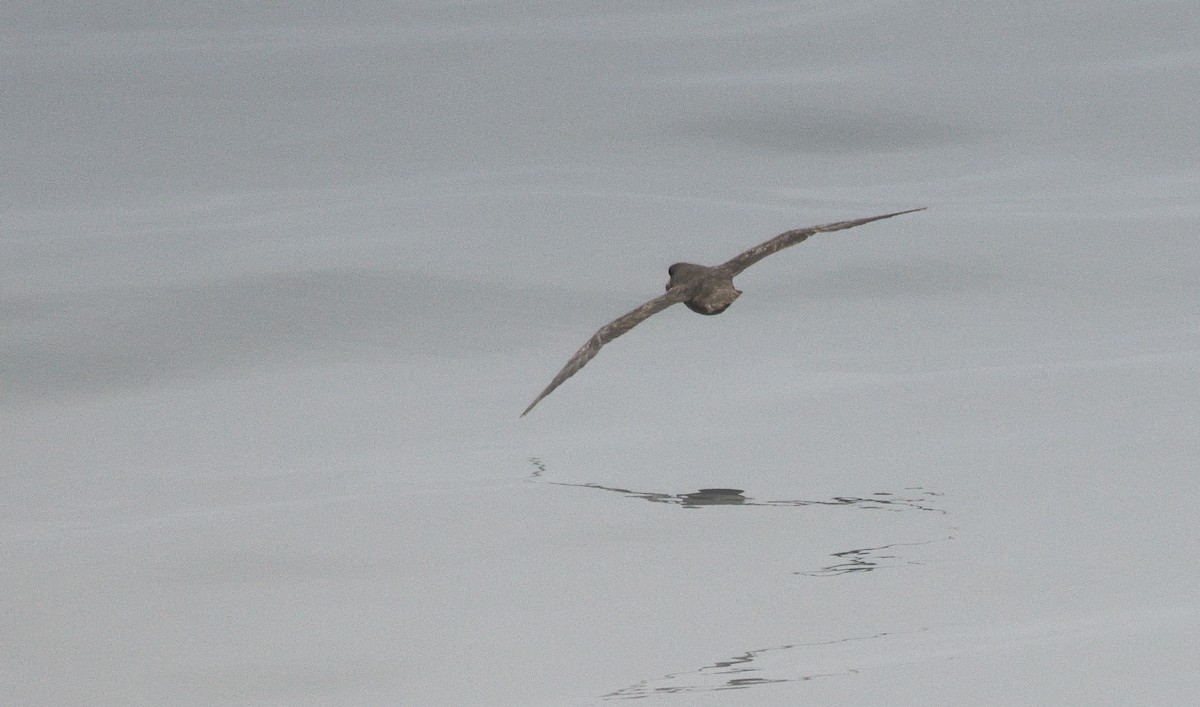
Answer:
[521,207,925,416]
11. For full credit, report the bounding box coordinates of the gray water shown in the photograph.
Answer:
[4,3,1199,705]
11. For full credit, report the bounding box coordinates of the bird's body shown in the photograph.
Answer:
[667,263,742,314]
[521,207,925,416]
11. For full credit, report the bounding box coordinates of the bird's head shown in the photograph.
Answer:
[666,262,708,291]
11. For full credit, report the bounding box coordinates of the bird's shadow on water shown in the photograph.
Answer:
[526,457,956,701]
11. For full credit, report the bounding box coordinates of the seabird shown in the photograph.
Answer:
[521,207,925,416]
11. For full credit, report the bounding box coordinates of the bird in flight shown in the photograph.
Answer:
[521,207,925,416]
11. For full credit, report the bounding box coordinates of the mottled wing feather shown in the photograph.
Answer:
[521,288,691,416]
[715,207,926,278]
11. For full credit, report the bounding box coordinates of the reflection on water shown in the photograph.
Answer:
[796,537,954,577]
[679,488,748,507]
[528,457,953,700]
[601,629,919,701]
[527,457,944,513]
[529,456,956,576]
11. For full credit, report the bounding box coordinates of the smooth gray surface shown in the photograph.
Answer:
[4,2,1199,705]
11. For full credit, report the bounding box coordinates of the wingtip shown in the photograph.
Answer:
[870,206,927,223]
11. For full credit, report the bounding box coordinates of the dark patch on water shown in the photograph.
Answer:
[600,629,924,700]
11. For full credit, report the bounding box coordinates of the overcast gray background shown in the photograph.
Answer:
[3,2,1199,705]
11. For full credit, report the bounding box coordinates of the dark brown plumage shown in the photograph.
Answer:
[521,207,925,416]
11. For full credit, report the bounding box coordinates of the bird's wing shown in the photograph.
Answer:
[714,207,926,278]
[521,287,692,416]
